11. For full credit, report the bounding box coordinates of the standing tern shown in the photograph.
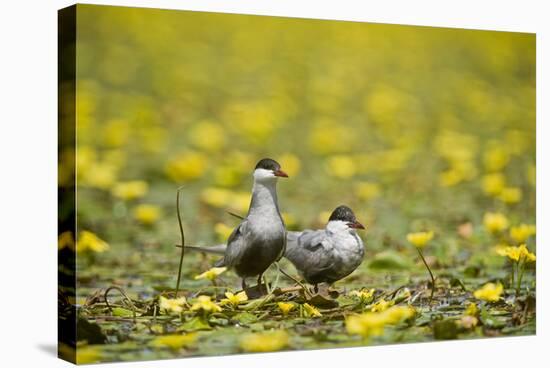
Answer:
[284,205,365,292]
[208,158,288,291]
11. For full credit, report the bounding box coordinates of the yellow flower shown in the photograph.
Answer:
[355,182,381,201]
[230,104,275,144]
[194,267,227,281]
[303,303,322,318]
[440,160,478,186]
[498,187,522,204]
[510,224,536,243]
[496,245,521,261]
[345,313,386,338]
[159,296,187,314]
[76,231,110,253]
[149,333,196,351]
[240,330,289,352]
[102,118,130,147]
[75,147,122,190]
[111,180,148,201]
[518,244,536,262]
[279,153,301,176]
[225,151,254,173]
[277,302,295,316]
[382,305,415,324]
[201,188,251,214]
[504,244,536,263]
[133,204,161,225]
[481,173,506,196]
[76,346,102,364]
[483,212,509,234]
[345,306,413,338]
[75,145,96,171]
[494,243,509,256]
[190,120,225,152]
[200,187,232,208]
[165,151,208,182]
[439,168,465,187]
[406,231,434,248]
[370,298,394,312]
[483,145,509,172]
[364,85,404,122]
[82,162,119,189]
[350,288,375,303]
[190,295,222,313]
[213,166,244,187]
[465,302,479,316]
[221,291,248,307]
[58,231,75,251]
[309,119,355,155]
[214,223,233,242]
[473,282,503,302]
[325,155,356,179]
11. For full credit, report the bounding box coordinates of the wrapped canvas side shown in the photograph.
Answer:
[58,4,77,364]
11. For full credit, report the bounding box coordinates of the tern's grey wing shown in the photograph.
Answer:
[284,230,336,278]
[285,231,300,254]
[218,219,248,268]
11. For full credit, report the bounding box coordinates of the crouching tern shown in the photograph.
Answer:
[284,205,365,291]
[207,158,288,291]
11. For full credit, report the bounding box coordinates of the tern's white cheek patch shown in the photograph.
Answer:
[253,168,276,182]
[326,220,349,233]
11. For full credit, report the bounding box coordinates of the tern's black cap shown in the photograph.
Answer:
[255,158,281,171]
[328,205,357,222]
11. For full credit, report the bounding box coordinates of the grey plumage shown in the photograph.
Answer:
[209,158,288,288]
[187,205,366,289]
[284,205,365,286]
[185,244,226,255]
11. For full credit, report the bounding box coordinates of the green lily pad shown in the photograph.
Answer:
[233,312,258,325]
[433,319,458,340]
[178,316,212,332]
[112,307,135,317]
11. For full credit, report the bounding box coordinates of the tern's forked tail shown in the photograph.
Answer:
[183,244,227,255]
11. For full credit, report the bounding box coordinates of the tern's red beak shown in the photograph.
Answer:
[348,221,365,230]
[273,169,289,178]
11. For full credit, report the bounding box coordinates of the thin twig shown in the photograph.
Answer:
[386,285,407,300]
[416,247,435,303]
[104,286,137,321]
[277,265,313,299]
[275,286,304,293]
[227,211,245,220]
[175,186,186,297]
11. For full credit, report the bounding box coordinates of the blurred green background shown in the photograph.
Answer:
[61,5,535,299]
